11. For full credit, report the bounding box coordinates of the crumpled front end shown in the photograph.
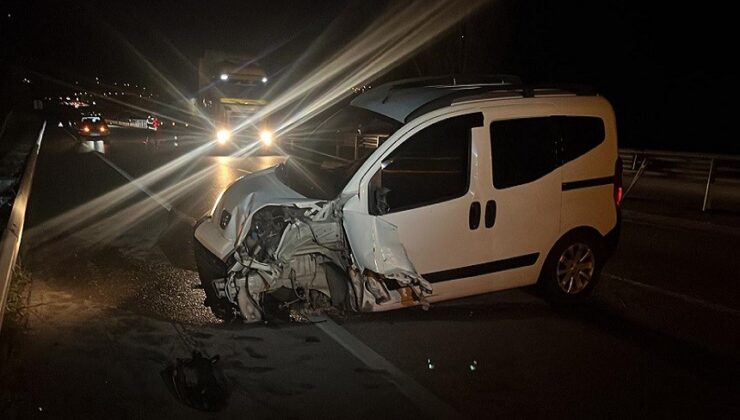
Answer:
[342,210,432,312]
[194,194,432,323]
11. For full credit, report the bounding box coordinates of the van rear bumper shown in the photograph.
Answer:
[603,210,621,257]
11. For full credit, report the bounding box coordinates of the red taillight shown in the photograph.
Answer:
[614,157,624,207]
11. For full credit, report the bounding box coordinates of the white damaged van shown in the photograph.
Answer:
[193,78,622,322]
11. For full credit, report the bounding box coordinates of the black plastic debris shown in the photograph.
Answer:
[161,351,229,412]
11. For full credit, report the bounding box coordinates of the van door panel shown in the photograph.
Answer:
[485,112,562,287]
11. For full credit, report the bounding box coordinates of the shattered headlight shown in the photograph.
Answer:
[219,210,232,229]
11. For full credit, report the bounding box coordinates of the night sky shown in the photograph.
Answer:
[1,0,736,152]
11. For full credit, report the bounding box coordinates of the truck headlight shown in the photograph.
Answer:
[259,130,273,146]
[216,129,231,144]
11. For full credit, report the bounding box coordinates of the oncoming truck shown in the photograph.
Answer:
[197,50,271,145]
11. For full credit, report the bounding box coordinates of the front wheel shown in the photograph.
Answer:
[540,233,603,302]
[193,218,237,321]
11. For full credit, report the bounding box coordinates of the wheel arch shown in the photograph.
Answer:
[538,225,605,284]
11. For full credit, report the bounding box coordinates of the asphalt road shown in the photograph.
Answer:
[1,125,739,419]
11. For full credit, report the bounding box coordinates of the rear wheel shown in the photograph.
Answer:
[540,232,602,302]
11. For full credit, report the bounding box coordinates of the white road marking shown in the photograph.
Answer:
[60,128,78,142]
[622,209,740,237]
[308,314,460,419]
[603,273,740,316]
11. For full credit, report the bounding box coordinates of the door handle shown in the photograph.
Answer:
[469,201,481,230]
[485,200,497,228]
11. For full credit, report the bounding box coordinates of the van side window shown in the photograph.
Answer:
[370,113,483,215]
[558,116,605,164]
[490,117,558,189]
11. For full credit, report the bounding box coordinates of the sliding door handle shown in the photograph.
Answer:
[485,200,497,228]
[469,201,481,230]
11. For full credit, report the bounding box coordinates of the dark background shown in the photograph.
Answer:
[1,0,736,153]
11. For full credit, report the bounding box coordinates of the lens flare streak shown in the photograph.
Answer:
[27,0,486,254]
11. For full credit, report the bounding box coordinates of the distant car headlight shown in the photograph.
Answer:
[216,129,231,144]
[259,130,273,146]
[99,126,107,132]
[82,126,90,132]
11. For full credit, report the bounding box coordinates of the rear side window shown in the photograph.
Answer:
[558,116,605,164]
[371,113,482,214]
[490,117,559,189]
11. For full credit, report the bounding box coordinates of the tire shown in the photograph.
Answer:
[193,218,236,321]
[539,231,603,303]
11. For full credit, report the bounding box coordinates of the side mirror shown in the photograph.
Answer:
[374,186,390,215]
[368,170,390,215]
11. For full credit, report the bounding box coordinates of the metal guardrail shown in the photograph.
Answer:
[105,118,149,129]
[620,148,740,211]
[0,121,46,333]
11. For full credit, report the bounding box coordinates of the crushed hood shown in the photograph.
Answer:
[195,167,319,260]
[194,167,432,319]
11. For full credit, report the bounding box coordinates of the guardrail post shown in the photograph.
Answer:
[623,157,648,199]
[353,135,359,161]
[702,158,716,212]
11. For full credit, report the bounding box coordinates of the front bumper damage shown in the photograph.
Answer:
[198,200,432,323]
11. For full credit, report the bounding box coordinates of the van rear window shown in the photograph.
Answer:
[558,117,605,164]
[490,117,558,189]
[490,116,607,189]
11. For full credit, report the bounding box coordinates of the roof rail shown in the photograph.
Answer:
[473,83,595,98]
[352,78,599,123]
[519,83,596,97]
[405,83,597,122]
[376,74,521,105]
[446,83,596,105]
[383,74,522,90]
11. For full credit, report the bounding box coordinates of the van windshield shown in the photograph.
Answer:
[275,105,402,199]
[274,157,369,200]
